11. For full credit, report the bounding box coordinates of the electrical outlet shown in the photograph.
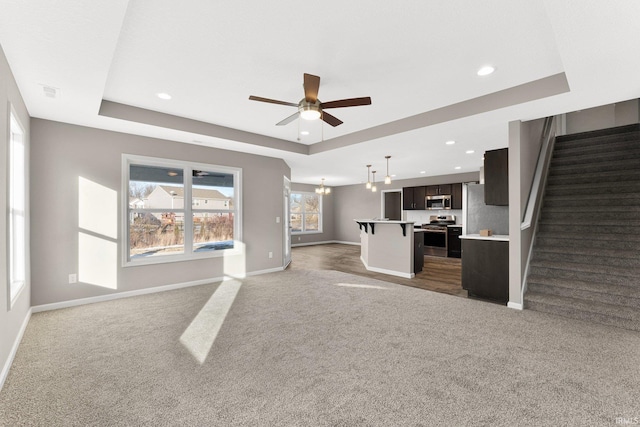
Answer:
[298,237,301,241]
[276,216,280,223]
[268,252,273,259]
[68,274,77,284]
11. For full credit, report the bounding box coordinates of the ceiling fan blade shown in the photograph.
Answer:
[321,97,372,109]
[276,112,299,126]
[249,95,298,107]
[304,73,320,103]
[321,111,343,127]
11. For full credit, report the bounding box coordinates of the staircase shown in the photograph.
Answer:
[525,123,640,331]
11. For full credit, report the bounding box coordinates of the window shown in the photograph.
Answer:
[290,192,322,233]
[8,111,26,306]
[123,155,241,265]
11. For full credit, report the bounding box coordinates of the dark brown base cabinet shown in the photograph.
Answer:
[461,239,509,304]
[447,226,462,258]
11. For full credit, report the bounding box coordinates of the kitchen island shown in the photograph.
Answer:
[355,220,417,278]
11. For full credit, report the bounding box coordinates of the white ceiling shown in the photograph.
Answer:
[1,0,640,186]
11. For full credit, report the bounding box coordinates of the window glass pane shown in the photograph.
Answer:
[129,165,184,210]
[9,114,26,303]
[304,195,320,213]
[290,214,302,232]
[192,170,234,210]
[305,214,319,231]
[192,212,235,252]
[290,194,302,213]
[129,212,184,258]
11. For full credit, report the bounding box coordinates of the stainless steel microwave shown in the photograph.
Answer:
[426,194,452,210]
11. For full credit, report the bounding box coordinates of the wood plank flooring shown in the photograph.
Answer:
[290,243,467,298]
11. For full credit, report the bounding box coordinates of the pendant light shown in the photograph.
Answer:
[315,178,331,195]
[371,171,377,192]
[365,165,372,189]
[384,155,392,184]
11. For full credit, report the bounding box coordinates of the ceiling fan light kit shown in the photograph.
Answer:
[249,73,371,127]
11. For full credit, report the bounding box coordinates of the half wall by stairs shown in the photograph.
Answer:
[525,123,640,331]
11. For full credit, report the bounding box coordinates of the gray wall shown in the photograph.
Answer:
[291,182,335,244]
[0,46,31,387]
[566,99,639,134]
[30,119,290,306]
[333,172,479,243]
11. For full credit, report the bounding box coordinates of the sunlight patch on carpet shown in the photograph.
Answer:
[333,282,390,290]
[180,278,242,364]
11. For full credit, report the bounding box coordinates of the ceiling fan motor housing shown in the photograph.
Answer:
[299,99,321,120]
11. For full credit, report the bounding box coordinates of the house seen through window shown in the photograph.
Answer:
[125,156,240,265]
[290,192,322,233]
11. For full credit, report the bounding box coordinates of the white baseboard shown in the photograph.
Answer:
[32,267,285,314]
[360,256,414,279]
[291,240,360,247]
[507,301,524,310]
[0,308,32,392]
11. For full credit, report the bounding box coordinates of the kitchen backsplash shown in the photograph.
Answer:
[405,209,463,225]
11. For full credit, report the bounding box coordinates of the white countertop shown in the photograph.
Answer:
[354,219,415,224]
[460,234,509,242]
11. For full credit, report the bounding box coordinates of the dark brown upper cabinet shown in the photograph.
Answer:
[484,148,509,206]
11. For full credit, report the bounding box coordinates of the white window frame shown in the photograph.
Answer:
[122,154,242,267]
[7,107,27,308]
[290,191,323,234]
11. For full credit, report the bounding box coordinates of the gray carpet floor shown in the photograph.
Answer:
[1,269,639,426]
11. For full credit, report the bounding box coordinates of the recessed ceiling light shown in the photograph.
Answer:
[420,171,426,174]
[465,150,475,154]
[157,92,172,100]
[300,131,310,135]
[455,166,461,170]
[445,140,456,145]
[477,66,495,76]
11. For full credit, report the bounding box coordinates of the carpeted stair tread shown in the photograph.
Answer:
[548,158,640,176]
[528,258,640,280]
[535,234,640,251]
[551,147,640,167]
[541,205,640,215]
[527,274,640,299]
[553,139,640,158]
[538,223,640,235]
[541,209,640,220]
[545,180,640,196]
[536,231,640,244]
[543,196,640,208]
[529,264,639,287]
[527,283,640,310]
[533,249,640,268]
[534,244,640,261]
[554,123,640,143]
[547,169,640,185]
[525,292,640,331]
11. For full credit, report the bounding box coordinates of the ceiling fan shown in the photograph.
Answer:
[249,73,372,127]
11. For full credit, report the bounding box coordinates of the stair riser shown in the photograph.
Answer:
[529,265,639,286]
[524,299,640,332]
[551,150,640,167]
[541,205,640,214]
[527,282,640,309]
[538,223,640,234]
[547,172,640,186]
[555,130,640,148]
[527,275,640,298]
[549,160,640,176]
[553,140,640,158]
[535,237,637,251]
[546,185,640,196]
[541,211,640,221]
[536,232,640,244]
[543,198,640,208]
